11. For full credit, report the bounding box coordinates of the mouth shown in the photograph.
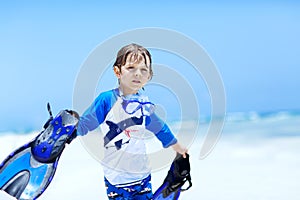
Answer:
[132,80,141,84]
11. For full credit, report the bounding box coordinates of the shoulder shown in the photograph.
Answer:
[95,89,118,101]
[93,89,118,108]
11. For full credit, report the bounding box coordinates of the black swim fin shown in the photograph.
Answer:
[153,153,192,200]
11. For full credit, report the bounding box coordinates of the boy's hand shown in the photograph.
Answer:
[171,142,188,158]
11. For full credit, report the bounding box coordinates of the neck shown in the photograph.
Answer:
[118,86,138,96]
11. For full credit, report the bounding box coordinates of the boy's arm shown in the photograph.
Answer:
[145,113,177,147]
[77,90,116,136]
[146,113,188,157]
[145,113,188,157]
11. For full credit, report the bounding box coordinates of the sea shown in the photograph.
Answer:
[0,110,299,200]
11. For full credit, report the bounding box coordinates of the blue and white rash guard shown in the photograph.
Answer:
[77,88,177,185]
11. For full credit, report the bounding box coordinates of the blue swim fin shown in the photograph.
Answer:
[0,104,79,200]
[153,153,192,200]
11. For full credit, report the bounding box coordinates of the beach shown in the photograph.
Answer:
[0,113,300,199]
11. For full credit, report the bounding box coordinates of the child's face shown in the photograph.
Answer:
[115,59,151,95]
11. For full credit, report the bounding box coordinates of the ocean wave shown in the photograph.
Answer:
[225,110,300,123]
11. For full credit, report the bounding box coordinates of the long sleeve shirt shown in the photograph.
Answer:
[77,88,177,185]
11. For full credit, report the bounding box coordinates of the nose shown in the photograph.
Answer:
[135,69,142,77]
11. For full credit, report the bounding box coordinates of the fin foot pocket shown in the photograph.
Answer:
[31,110,79,163]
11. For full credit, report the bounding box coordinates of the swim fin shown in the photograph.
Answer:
[153,153,192,200]
[0,103,79,200]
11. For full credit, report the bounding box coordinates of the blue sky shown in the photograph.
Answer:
[1,1,299,132]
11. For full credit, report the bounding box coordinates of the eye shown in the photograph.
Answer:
[141,68,149,72]
[127,66,135,70]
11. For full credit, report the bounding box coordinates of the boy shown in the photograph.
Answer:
[77,43,187,199]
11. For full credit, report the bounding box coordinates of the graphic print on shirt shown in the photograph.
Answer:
[101,93,154,151]
[104,116,143,150]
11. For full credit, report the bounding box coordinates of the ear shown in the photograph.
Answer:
[147,73,152,81]
[114,66,121,78]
